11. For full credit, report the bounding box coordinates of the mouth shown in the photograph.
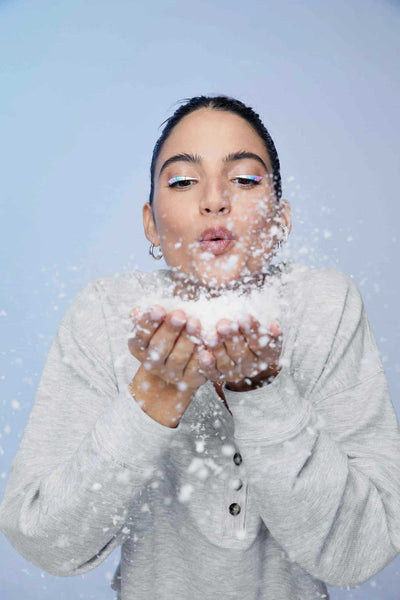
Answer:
[198,227,236,256]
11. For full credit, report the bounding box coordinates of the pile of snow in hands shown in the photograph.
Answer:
[135,278,282,342]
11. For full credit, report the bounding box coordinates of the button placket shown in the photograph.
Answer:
[222,450,247,538]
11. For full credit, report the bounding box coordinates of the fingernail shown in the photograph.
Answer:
[171,314,186,328]
[204,333,219,348]
[274,321,282,333]
[149,306,165,321]
[217,322,233,336]
[267,321,281,336]
[129,306,142,319]
[186,318,199,334]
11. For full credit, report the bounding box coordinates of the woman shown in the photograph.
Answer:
[1,95,400,600]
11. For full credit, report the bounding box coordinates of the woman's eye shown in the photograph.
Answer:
[232,176,263,187]
[168,177,197,189]
[167,175,263,189]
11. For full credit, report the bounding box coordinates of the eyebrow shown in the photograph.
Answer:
[158,150,270,178]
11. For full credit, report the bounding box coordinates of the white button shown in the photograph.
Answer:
[229,477,243,491]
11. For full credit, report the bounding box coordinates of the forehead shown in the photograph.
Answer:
[156,108,272,174]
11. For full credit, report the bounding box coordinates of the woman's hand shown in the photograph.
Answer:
[128,305,209,394]
[199,315,283,390]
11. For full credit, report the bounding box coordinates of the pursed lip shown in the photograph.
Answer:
[198,227,235,242]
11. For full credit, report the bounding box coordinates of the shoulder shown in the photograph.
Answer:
[279,263,369,397]
[59,268,172,339]
[280,262,366,354]
[282,262,361,312]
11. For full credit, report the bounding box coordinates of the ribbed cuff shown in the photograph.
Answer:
[224,367,312,443]
[93,385,181,469]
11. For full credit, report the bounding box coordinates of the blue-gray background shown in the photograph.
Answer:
[1,0,399,598]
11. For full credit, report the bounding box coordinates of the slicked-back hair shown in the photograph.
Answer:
[149,94,282,206]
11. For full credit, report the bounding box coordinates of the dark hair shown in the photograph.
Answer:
[148,94,282,206]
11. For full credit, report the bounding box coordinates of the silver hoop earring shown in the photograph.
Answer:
[149,243,163,260]
[277,225,289,250]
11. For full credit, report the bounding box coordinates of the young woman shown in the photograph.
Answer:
[1,95,400,600]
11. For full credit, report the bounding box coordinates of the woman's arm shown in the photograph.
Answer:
[0,280,181,577]
[224,269,400,588]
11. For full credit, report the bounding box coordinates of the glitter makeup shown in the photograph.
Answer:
[237,175,264,182]
[168,175,264,186]
[168,176,194,186]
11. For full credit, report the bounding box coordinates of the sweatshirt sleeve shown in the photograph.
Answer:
[224,268,400,588]
[0,279,181,577]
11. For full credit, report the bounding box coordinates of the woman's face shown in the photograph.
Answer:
[143,108,291,289]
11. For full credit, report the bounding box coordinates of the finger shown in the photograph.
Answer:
[240,315,283,371]
[197,350,224,382]
[211,332,237,380]
[182,347,209,389]
[145,310,187,368]
[238,315,273,356]
[163,317,202,382]
[216,319,258,376]
[268,321,282,338]
[266,321,283,351]
[128,305,166,355]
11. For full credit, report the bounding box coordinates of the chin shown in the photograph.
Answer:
[194,259,255,289]
[170,253,273,290]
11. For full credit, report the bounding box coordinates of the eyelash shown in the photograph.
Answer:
[167,175,264,189]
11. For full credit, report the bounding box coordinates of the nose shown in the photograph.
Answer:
[199,183,231,215]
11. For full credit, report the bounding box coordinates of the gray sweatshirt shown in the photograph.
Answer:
[1,261,400,600]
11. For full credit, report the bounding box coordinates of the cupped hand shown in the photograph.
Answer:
[198,315,283,388]
[128,305,211,393]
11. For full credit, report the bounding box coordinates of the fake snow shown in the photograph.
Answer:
[195,439,205,453]
[178,483,194,502]
[221,443,235,457]
[235,529,247,540]
[221,254,239,272]
[137,277,282,338]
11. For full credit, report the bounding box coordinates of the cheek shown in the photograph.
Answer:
[156,212,185,242]
[251,191,274,217]
[156,210,195,262]
[235,199,275,233]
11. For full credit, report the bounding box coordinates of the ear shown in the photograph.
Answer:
[279,198,292,234]
[143,203,160,245]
